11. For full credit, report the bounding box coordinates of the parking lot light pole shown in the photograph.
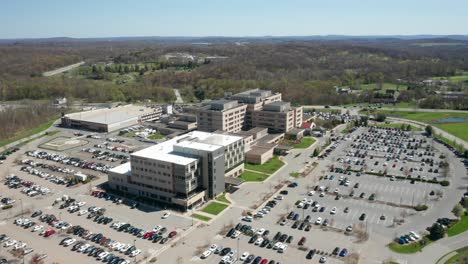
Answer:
[20,198,23,217]
[237,237,240,262]
[133,239,136,263]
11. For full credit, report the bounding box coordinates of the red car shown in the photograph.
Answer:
[44,229,56,237]
[143,231,155,239]
[260,259,268,264]
[298,236,306,246]
[91,191,100,197]
[168,231,177,238]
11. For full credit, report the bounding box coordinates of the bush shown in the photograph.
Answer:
[440,180,450,186]
[414,204,428,211]
[1,205,13,210]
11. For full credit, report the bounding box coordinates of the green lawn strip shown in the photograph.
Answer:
[374,123,422,131]
[433,133,467,153]
[191,214,212,222]
[444,249,468,264]
[244,156,284,174]
[147,133,165,140]
[0,117,58,148]
[216,193,231,204]
[388,237,433,254]
[447,213,468,237]
[239,171,271,182]
[293,137,316,149]
[201,202,229,215]
[436,123,468,142]
[121,132,136,137]
[289,172,300,178]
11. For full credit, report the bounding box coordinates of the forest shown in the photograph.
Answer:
[0,38,467,107]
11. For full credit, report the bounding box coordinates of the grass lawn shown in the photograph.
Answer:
[191,214,212,222]
[436,123,468,142]
[244,156,284,174]
[293,137,316,149]
[239,171,271,182]
[0,117,58,148]
[375,123,422,131]
[447,213,468,237]
[290,172,300,178]
[388,237,433,254]
[359,82,408,92]
[444,248,468,264]
[147,133,165,140]
[367,110,468,141]
[201,202,229,215]
[121,131,136,137]
[216,193,231,204]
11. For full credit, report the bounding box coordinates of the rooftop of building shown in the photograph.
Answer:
[109,161,131,175]
[129,130,243,165]
[261,101,291,112]
[64,104,158,125]
[201,99,245,112]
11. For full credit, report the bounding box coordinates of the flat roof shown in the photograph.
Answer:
[130,131,242,165]
[109,162,131,175]
[64,105,157,125]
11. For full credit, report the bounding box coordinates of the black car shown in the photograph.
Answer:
[226,228,235,237]
[252,256,262,264]
[31,210,42,218]
[292,221,299,229]
[246,255,255,263]
[249,235,258,244]
[280,190,288,195]
[359,213,366,221]
[306,249,316,259]
[286,235,293,243]
[220,247,231,256]
[279,234,288,242]
[332,247,340,255]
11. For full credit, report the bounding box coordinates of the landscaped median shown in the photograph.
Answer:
[216,193,231,204]
[437,246,468,264]
[201,201,229,215]
[388,236,433,254]
[240,155,285,182]
[191,213,212,222]
[447,212,468,237]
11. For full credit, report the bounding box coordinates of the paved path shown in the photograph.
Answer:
[43,61,85,76]
[174,89,184,104]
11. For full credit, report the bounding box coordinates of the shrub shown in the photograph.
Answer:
[1,205,13,210]
[440,180,450,186]
[414,204,428,211]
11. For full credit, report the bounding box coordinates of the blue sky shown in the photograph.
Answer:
[1,0,467,38]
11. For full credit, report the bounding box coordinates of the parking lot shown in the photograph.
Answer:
[0,127,195,263]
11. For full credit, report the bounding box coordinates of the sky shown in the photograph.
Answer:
[1,0,467,39]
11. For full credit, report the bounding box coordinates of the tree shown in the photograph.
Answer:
[429,223,445,240]
[312,148,319,157]
[406,124,412,131]
[452,204,464,218]
[375,113,386,122]
[425,125,433,136]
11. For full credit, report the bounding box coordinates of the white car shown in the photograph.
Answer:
[240,252,249,261]
[153,225,162,232]
[130,249,141,257]
[4,240,17,247]
[242,216,253,222]
[330,207,337,215]
[308,191,315,196]
[97,251,109,260]
[346,225,353,232]
[319,256,327,263]
[278,243,288,253]
[120,244,132,253]
[319,192,325,197]
[315,217,323,225]
[201,250,212,259]
[15,218,25,225]
[77,201,86,207]
[274,195,284,200]
[254,237,264,245]
[306,199,313,205]
[78,243,90,252]
[14,242,26,250]
[409,231,420,240]
[78,210,88,216]
[63,238,76,247]
[32,225,44,232]
[162,212,171,219]
[232,230,241,238]
[256,228,265,235]
[297,202,304,208]
[209,244,218,252]
[273,242,282,249]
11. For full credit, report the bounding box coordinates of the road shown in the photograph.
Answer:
[302,105,468,114]
[43,61,85,77]
[174,89,184,104]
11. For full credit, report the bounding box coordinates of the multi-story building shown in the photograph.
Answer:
[251,101,303,133]
[197,99,247,133]
[108,131,244,210]
[229,89,282,129]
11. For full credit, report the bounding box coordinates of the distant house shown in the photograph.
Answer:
[53,97,67,106]
[334,86,351,94]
